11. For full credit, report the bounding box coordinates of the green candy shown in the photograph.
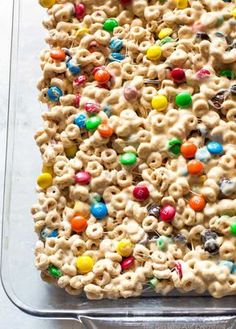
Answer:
[220,69,234,79]
[120,152,137,166]
[159,36,174,46]
[168,138,182,155]
[48,265,62,278]
[85,116,101,131]
[230,222,236,236]
[156,236,170,250]
[175,92,192,108]
[149,277,158,288]
[103,18,119,32]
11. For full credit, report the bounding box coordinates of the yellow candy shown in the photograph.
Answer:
[76,28,90,37]
[37,173,53,189]
[42,164,54,176]
[231,8,236,18]
[74,201,90,219]
[116,239,133,257]
[176,0,188,9]
[76,256,94,274]
[39,0,56,8]
[151,95,168,111]
[146,45,162,61]
[65,145,77,158]
[158,28,173,39]
[199,175,207,184]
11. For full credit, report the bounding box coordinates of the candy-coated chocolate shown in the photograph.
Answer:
[71,214,88,233]
[121,256,135,271]
[117,239,133,257]
[181,142,197,159]
[74,113,87,128]
[195,147,211,163]
[50,49,66,61]
[124,86,139,101]
[65,145,77,159]
[189,195,206,211]
[171,68,186,83]
[84,102,101,114]
[90,202,108,219]
[120,152,137,165]
[207,141,223,155]
[39,0,55,8]
[75,171,91,185]
[152,95,168,111]
[147,45,162,61]
[230,222,236,236]
[47,86,63,102]
[168,138,182,155]
[74,3,86,19]
[187,160,204,176]
[94,69,111,84]
[48,265,62,278]
[103,18,119,32]
[76,256,94,274]
[158,28,173,39]
[109,38,123,52]
[175,92,192,108]
[66,59,81,75]
[133,185,150,201]
[85,116,101,131]
[159,205,176,222]
[37,173,53,189]
[98,124,114,137]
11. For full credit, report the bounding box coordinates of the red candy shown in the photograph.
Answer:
[74,3,86,19]
[74,75,86,86]
[75,171,91,185]
[160,205,176,222]
[171,68,186,83]
[196,68,210,80]
[84,102,101,114]
[121,257,135,271]
[133,185,150,201]
[174,262,183,279]
[74,94,81,107]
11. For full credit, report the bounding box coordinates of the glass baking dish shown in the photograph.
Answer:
[1,0,236,327]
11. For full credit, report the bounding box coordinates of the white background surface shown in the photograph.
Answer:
[0,1,80,328]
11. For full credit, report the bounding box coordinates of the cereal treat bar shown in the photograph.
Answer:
[32,0,236,299]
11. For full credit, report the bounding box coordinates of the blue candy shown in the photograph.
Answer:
[109,38,123,52]
[103,105,112,117]
[90,202,108,219]
[74,114,87,128]
[232,264,236,274]
[219,260,234,273]
[207,141,223,155]
[195,147,211,163]
[109,52,125,62]
[40,228,58,241]
[66,59,81,75]
[47,86,63,102]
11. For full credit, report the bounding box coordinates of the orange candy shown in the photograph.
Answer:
[189,195,206,212]
[94,69,111,84]
[187,159,204,176]
[98,124,114,137]
[50,49,66,61]
[70,214,88,233]
[181,142,197,159]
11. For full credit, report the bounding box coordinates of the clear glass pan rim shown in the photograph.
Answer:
[1,0,236,322]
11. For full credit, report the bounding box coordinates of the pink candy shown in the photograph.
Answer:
[121,257,135,271]
[74,75,86,86]
[159,205,176,222]
[196,68,210,80]
[75,171,91,185]
[84,102,101,114]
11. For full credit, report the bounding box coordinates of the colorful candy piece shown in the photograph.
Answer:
[109,38,123,52]
[103,18,119,32]
[65,145,77,159]
[120,152,137,165]
[71,214,88,233]
[85,116,101,131]
[117,239,133,257]
[149,277,158,288]
[180,142,197,159]
[90,202,108,219]
[121,256,135,271]
[48,265,62,278]
[39,0,55,8]
[176,0,189,9]
[147,45,162,61]
[171,68,186,83]
[98,124,114,137]
[74,3,86,19]
[94,69,111,84]
[189,195,206,212]
[47,86,63,102]
[168,138,182,155]
[175,92,192,108]
[206,141,223,155]
[187,160,204,176]
[74,113,87,128]
[84,102,101,114]
[147,204,160,218]
[230,222,236,236]
[124,86,139,101]
[152,95,168,111]
[50,49,66,61]
[156,236,170,250]
[158,28,173,39]
[40,228,58,241]
[133,185,150,201]
[109,52,125,62]
[66,59,81,75]
[75,171,91,185]
[159,205,176,222]
[37,173,53,189]
[76,256,94,274]
[195,147,211,163]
